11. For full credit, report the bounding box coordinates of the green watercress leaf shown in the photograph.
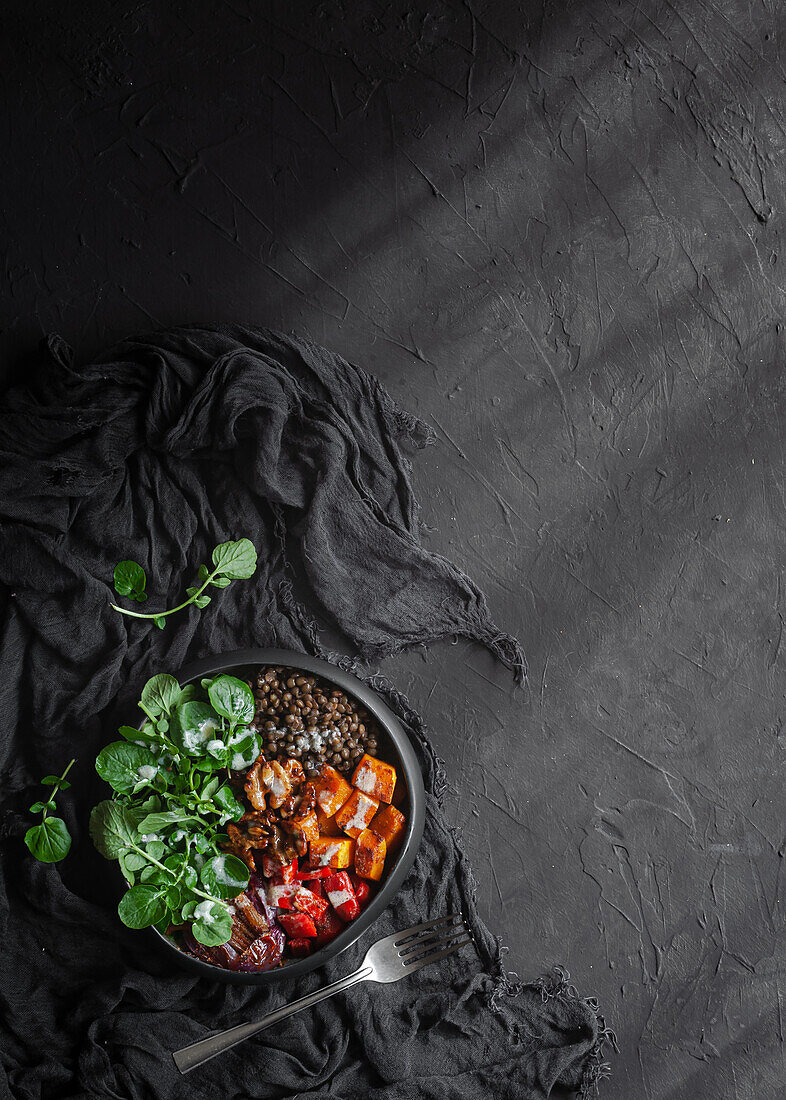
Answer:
[29,801,46,813]
[121,849,148,872]
[208,675,255,726]
[24,817,71,863]
[174,701,221,756]
[140,674,182,718]
[95,741,159,795]
[192,901,232,946]
[181,900,197,921]
[90,800,139,859]
[114,560,147,601]
[199,853,249,899]
[213,785,244,819]
[225,729,260,770]
[118,723,157,746]
[118,885,168,929]
[137,809,199,834]
[201,777,221,801]
[211,538,257,580]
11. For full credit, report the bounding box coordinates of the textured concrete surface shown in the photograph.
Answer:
[3,2,785,1096]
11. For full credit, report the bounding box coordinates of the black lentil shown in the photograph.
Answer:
[250,664,382,777]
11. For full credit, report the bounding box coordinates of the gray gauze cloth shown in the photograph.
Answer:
[0,325,610,1099]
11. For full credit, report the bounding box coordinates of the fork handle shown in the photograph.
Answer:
[172,964,374,1074]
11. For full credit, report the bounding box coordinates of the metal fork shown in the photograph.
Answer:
[172,914,473,1074]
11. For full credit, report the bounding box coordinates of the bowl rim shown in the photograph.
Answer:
[145,647,426,984]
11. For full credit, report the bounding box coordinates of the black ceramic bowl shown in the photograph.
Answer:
[147,648,425,984]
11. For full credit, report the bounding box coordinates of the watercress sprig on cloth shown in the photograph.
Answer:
[25,759,75,863]
[90,671,261,944]
[110,538,257,629]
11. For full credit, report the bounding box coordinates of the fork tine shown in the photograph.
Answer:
[399,922,469,957]
[402,935,474,972]
[393,913,465,946]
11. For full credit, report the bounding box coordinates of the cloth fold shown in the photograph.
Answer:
[0,325,607,1099]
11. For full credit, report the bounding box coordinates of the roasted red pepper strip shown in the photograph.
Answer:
[287,937,313,957]
[323,871,361,921]
[279,912,318,938]
[313,906,344,946]
[265,884,296,910]
[353,880,371,908]
[292,886,329,921]
[268,857,298,885]
[295,866,333,881]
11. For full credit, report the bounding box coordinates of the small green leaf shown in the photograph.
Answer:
[200,853,249,899]
[165,885,183,909]
[154,616,166,630]
[181,900,197,921]
[90,801,139,859]
[140,674,182,718]
[138,809,198,834]
[40,776,60,786]
[140,866,168,885]
[146,840,166,860]
[24,817,72,863]
[225,728,260,770]
[133,592,148,603]
[29,801,46,813]
[210,576,231,588]
[118,885,167,929]
[114,560,147,599]
[193,595,211,609]
[192,902,232,946]
[202,777,221,801]
[198,564,209,582]
[208,676,255,725]
[213,785,244,819]
[122,849,148,872]
[185,586,200,597]
[211,538,257,580]
[95,742,159,795]
[174,701,221,756]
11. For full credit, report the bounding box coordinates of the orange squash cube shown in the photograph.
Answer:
[316,806,343,837]
[351,753,397,804]
[370,805,406,852]
[309,836,355,868]
[294,808,320,844]
[334,788,379,838]
[354,829,386,881]
[313,765,353,817]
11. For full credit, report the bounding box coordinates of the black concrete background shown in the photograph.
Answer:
[3,2,785,1096]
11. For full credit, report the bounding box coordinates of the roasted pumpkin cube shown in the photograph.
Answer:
[316,806,343,837]
[294,808,320,844]
[313,765,353,817]
[309,836,355,869]
[370,804,406,852]
[351,753,397,804]
[335,788,379,838]
[354,829,386,881]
